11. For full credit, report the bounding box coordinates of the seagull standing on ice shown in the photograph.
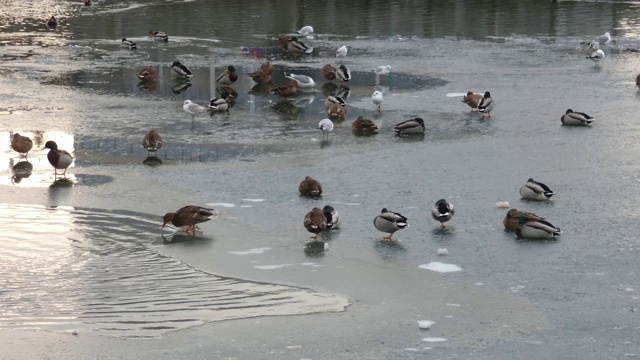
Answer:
[588,32,611,50]
[318,118,334,140]
[586,49,605,66]
[183,100,207,120]
[372,91,384,113]
[285,73,316,90]
[296,25,314,36]
[373,65,392,75]
[336,45,347,58]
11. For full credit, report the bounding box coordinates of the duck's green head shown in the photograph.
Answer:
[323,205,334,212]
[220,91,231,99]
[291,36,299,41]
[44,140,58,151]
[171,61,181,67]
[518,216,530,225]
[227,65,236,73]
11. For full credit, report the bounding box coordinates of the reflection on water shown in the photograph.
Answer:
[0,204,348,338]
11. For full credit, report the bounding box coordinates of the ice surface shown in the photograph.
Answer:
[419,262,462,273]
[254,264,293,270]
[228,247,271,255]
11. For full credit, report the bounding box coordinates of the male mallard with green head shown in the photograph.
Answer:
[216,65,238,86]
[374,208,408,240]
[44,140,73,178]
[515,217,560,239]
[431,199,455,228]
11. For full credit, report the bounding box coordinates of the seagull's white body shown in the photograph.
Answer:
[589,32,611,49]
[285,73,316,88]
[296,25,314,36]
[372,91,384,112]
[318,118,334,139]
[373,65,392,75]
[336,45,347,58]
[183,100,207,118]
[586,49,605,65]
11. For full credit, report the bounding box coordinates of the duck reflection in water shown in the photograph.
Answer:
[171,79,191,94]
[374,239,406,261]
[162,233,212,245]
[137,80,157,93]
[10,159,33,184]
[304,240,327,258]
[143,156,163,166]
[272,101,299,118]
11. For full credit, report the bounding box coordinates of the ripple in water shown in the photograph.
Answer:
[0,204,348,338]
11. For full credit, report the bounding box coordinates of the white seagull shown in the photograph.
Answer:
[588,32,611,49]
[183,100,207,120]
[372,91,384,112]
[586,49,605,66]
[296,25,314,36]
[336,45,347,58]
[373,65,392,75]
[318,118,334,140]
[285,73,316,89]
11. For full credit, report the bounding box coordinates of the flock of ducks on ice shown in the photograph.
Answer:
[15,17,627,241]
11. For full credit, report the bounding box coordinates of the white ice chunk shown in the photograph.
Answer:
[421,337,447,342]
[419,262,462,273]
[436,248,449,255]
[254,264,292,270]
[418,320,435,329]
[228,247,271,255]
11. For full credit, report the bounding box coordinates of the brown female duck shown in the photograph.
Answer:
[321,64,337,81]
[299,176,322,197]
[162,206,215,235]
[11,133,33,157]
[304,207,327,239]
[352,116,378,133]
[272,81,298,97]
[137,67,157,81]
[142,130,163,156]
[503,208,545,231]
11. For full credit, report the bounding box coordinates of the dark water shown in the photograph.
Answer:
[2,0,640,358]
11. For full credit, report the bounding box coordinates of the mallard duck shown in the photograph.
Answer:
[636,74,640,90]
[272,81,298,97]
[11,133,33,157]
[372,91,383,112]
[183,100,207,119]
[336,45,347,58]
[374,208,408,240]
[47,16,57,28]
[323,205,340,229]
[352,116,378,132]
[216,65,238,86]
[321,64,337,81]
[503,209,545,231]
[515,217,560,239]
[431,199,455,228]
[208,91,232,112]
[170,61,192,79]
[287,37,313,54]
[260,61,275,75]
[586,49,605,66]
[278,36,292,49]
[44,140,73,178]
[285,73,316,89]
[561,109,594,126]
[462,91,483,111]
[394,118,425,134]
[326,103,345,120]
[121,38,137,50]
[336,65,351,82]
[299,176,322,197]
[142,129,163,156]
[296,25,314,36]
[149,30,168,42]
[478,91,494,118]
[162,206,215,235]
[520,178,554,200]
[318,118,334,140]
[304,207,327,239]
[324,93,346,109]
[137,67,156,81]
[248,69,271,84]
